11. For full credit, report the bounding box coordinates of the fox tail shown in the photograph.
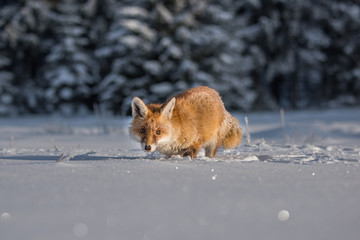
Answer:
[222,112,242,149]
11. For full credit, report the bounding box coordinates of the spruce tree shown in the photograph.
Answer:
[40,0,99,115]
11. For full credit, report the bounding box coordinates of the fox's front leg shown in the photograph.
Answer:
[205,139,221,158]
[182,141,202,159]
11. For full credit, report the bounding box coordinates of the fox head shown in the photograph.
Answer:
[129,97,176,153]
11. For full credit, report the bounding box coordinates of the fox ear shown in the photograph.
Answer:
[161,97,176,119]
[132,97,148,119]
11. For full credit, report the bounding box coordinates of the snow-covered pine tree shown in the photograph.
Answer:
[0,41,16,115]
[40,0,99,115]
[146,0,258,112]
[323,1,360,107]
[96,0,258,115]
[232,0,360,109]
[194,0,258,111]
[0,0,50,114]
[0,3,18,115]
[95,0,156,115]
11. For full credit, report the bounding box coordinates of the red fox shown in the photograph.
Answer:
[129,86,242,158]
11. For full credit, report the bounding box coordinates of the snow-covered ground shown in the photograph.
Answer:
[0,108,359,240]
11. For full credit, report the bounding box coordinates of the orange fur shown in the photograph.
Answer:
[129,86,242,158]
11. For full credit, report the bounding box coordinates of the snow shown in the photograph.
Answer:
[120,19,156,41]
[0,108,360,240]
[119,7,150,19]
[277,210,290,222]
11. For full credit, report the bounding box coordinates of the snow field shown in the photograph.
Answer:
[0,108,359,240]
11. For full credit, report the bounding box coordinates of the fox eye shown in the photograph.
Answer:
[140,128,146,133]
[156,129,161,135]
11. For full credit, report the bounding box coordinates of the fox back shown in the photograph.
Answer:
[129,86,242,158]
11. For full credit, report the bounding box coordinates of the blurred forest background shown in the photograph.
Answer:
[0,0,359,116]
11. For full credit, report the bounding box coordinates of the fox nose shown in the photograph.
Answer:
[144,145,151,151]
